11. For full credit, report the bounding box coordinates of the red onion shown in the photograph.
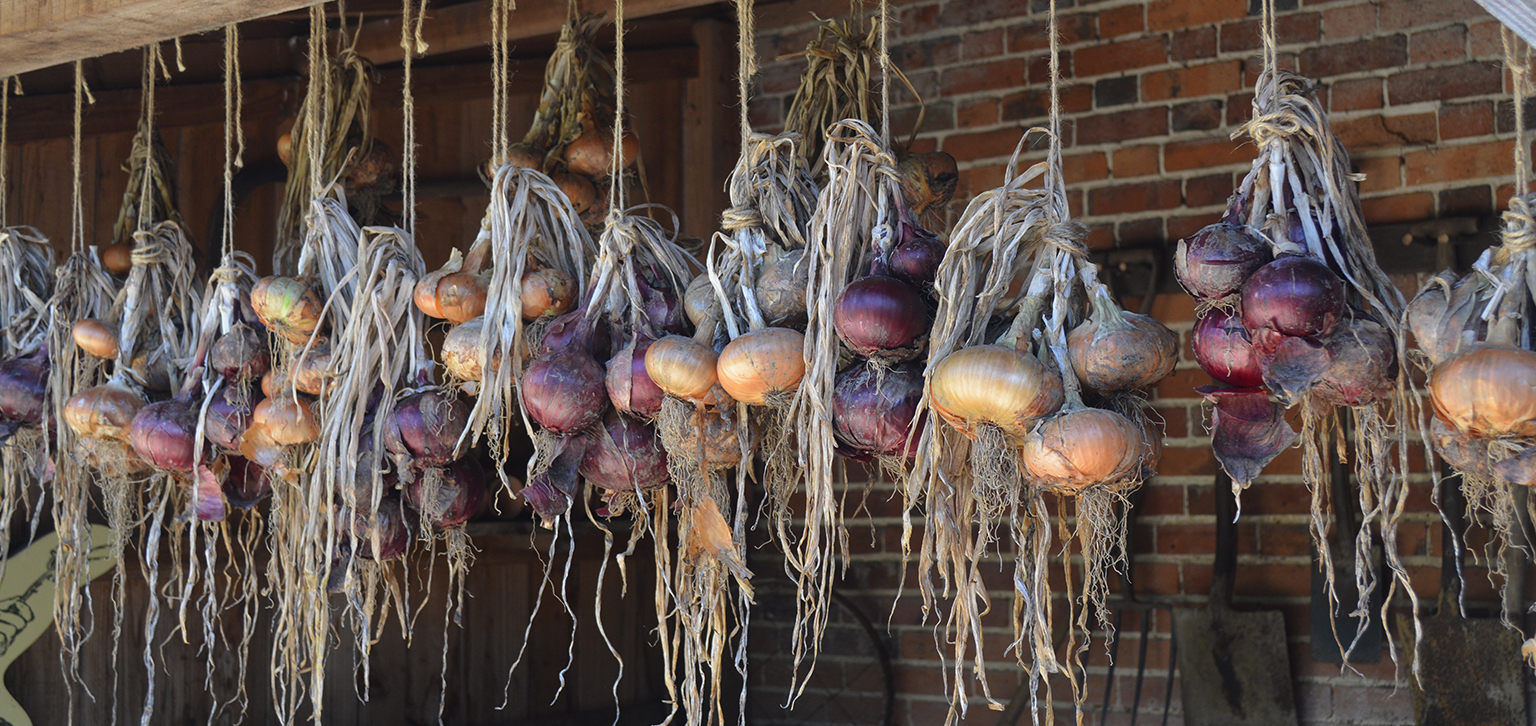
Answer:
[1241,255,1345,351]
[887,222,945,288]
[524,321,609,435]
[638,274,689,336]
[1259,334,1331,405]
[539,310,613,359]
[1192,310,1263,387]
[349,497,414,560]
[1175,222,1273,299]
[129,391,203,472]
[523,434,592,526]
[223,456,270,508]
[349,429,397,505]
[205,384,260,451]
[833,360,924,459]
[405,457,487,528]
[1315,314,1396,407]
[209,325,270,383]
[1199,385,1298,486]
[384,389,469,468]
[0,348,48,424]
[192,463,228,522]
[607,336,664,418]
[238,292,268,338]
[580,410,669,492]
[834,276,928,361]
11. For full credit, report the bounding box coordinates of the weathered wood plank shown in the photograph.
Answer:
[681,18,734,241]
[0,0,316,78]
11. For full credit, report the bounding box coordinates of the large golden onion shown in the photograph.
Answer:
[716,328,805,405]
[64,382,147,440]
[520,267,577,321]
[253,395,320,445]
[1020,408,1145,493]
[1067,312,1178,392]
[251,275,324,344]
[645,335,720,404]
[929,345,1063,440]
[1429,345,1536,439]
[72,319,120,360]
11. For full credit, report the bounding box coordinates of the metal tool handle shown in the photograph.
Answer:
[1212,469,1236,609]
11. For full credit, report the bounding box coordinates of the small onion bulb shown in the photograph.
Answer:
[1020,408,1145,493]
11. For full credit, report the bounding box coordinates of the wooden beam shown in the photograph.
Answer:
[680,18,734,240]
[350,0,720,65]
[0,0,316,78]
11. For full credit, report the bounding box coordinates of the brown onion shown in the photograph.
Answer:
[130,393,203,471]
[524,333,609,435]
[1241,255,1345,348]
[253,395,320,445]
[680,407,741,470]
[1408,271,1487,366]
[206,384,260,451]
[755,249,809,327]
[580,410,669,492]
[101,243,133,276]
[833,360,924,459]
[1067,311,1177,392]
[896,152,959,215]
[1429,345,1536,439]
[0,348,49,424]
[521,267,577,321]
[223,456,271,508]
[607,336,664,418]
[1430,418,1495,480]
[276,131,293,166]
[1175,222,1273,299]
[645,335,719,404]
[1021,408,1144,492]
[1192,310,1263,387]
[930,345,1063,440]
[405,458,487,528]
[430,271,490,325]
[553,171,597,213]
[564,128,638,177]
[442,318,487,382]
[210,325,270,383]
[716,328,805,405]
[1315,315,1396,407]
[384,389,469,468]
[505,143,545,170]
[251,276,324,344]
[291,340,332,397]
[64,382,146,440]
[684,275,722,328]
[834,276,928,361]
[73,319,119,360]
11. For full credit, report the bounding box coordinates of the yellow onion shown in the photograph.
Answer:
[755,248,809,327]
[1067,311,1178,392]
[521,267,577,320]
[131,348,175,392]
[428,271,490,324]
[896,151,959,215]
[101,243,134,275]
[930,345,1063,440]
[1021,408,1145,492]
[716,328,805,405]
[684,275,722,327]
[1429,345,1536,439]
[442,318,488,382]
[645,335,720,404]
[64,382,146,440]
[553,171,597,213]
[276,131,293,166]
[564,128,638,177]
[253,395,320,445]
[73,319,120,360]
[291,340,332,397]
[251,275,324,344]
[505,143,545,170]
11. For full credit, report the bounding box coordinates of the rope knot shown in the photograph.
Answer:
[720,206,764,233]
[1042,221,1088,257]
[1502,194,1536,253]
[212,265,243,284]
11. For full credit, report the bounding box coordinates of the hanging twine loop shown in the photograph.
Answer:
[1,76,10,229]
[70,62,94,255]
[222,23,244,262]
[604,0,630,220]
[399,0,428,237]
[1501,29,1536,252]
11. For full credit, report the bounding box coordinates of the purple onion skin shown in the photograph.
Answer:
[238,293,268,338]
[350,430,397,505]
[638,275,689,336]
[350,497,413,560]
[834,276,929,359]
[1315,314,1396,407]
[1241,255,1345,347]
[524,346,609,435]
[1176,223,1273,299]
[833,361,925,459]
[405,457,488,528]
[606,338,664,419]
[0,349,48,425]
[224,456,271,508]
[210,326,271,382]
[206,384,261,451]
[580,410,669,492]
[1198,384,1298,487]
[523,434,593,525]
[1192,310,1264,387]
[129,396,202,472]
[539,311,613,359]
[385,389,469,468]
[887,224,945,288]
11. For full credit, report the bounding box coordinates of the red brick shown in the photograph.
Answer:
[1299,36,1408,80]
[1164,137,1249,171]
[1074,36,1169,78]
[1220,13,1321,54]
[1098,4,1144,38]
[1171,27,1218,62]
[1379,0,1486,31]
[1405,140,1515,185]
[957,164,1006,197]
[1089,179,1181,217]
[962,29,1006,61]
[1185,173,1234,208]
[1440,184,1493,216]
[1156,524,1217,555]
[1440,100,1495,140]
[1258,522,1313,557]
[1077,107,1169,145]
[956,98,997,129]
[1411,25,1468,65]
[1139,478,1187,514]
[1321,2,1377,40]
[1470,19,1503,58]
[999,84,1092,122]
[1388,62,1503,105]
[1113,145,1160,178]
[1332,112,1438,150]
[1148,0,1245,32]
[894,36,958,70]
[1360,192,1434,224]
[1007,15,1097,54]
[1354,155,1401,194]
[1118,217,1163,244]
[1227,91,1256,126]
[1064,151,1109,183]
[1025,51,1069,85]
[1142,61,1243,101]
[1167,212,1222,243]
[941,59,1027,97]
[1173,99,1224,131]
[1086,223,1115,251]
[748,97,782,131]
[942,128,1035,161]
[896,2,942,37]
[1329,78,1383,112]
[1234,563,1311,598]
[1156,366,1216,401]
[1131,561,1181,595]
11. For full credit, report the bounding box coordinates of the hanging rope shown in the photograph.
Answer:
[222,24,244,262]
[305,3,330,202]
[605,0,629,215]
[400,0,429,237]
[735,0,756,144]
[1046,0,1067,222]
[1504,28,1532,197]
[1,76,10,229]
[877,0,890,142]
[136,43,164,233]
[71,62,93,254]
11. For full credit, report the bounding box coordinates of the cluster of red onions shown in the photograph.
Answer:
[0,347,49,437]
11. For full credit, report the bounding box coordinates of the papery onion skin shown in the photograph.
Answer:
[674,407,741,470]
[645,335,719,403]
[385,389,470,468]
[1020,408,1144,492]
[251,276,324,344]
[1241,255,1345,345]
[1429,345,1536,439]
[1176,222,1273,299]
[833,276,929,361]
[0,349,49,424]
[1315,315,1397,407]
[291,340,332,397]
[553,171,597,213]
[521,267,577,321]
[253,395,320,445]
[638,275,689,336]
[607,337,665,418]
[929,345,1063,440]
[1192,310,1264,387]
[435,271,490,324]
[887,224,946,288]
[349,498,414,560]
[523,346,609,435]
[833,360,924,459]
[205,384,260,451]
[65,383,147,440]
[684,275,723,328]
[210,325,271,383]
[756,249,810,328]
[442,318,487,382]
[1430,418,1495,480]
[1407,271,1487,366]
[73,319,120,360]
[129,396,202,471]
[538,311,613,360]
[101,243,133,276]
[405,458,488,528]
[79,435,152,477]
[580,410,669,492]
[1067,312,1178,392]
[564,129,638,176]
[717,328,806,405]
[223,456,271,508]
[522,434,592,526]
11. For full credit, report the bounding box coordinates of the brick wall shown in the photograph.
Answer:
[746,0,1536,724]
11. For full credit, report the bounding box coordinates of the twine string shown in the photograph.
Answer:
[71,62,93,254]
[137,43,161,233]
[400,0,428,237]
[606,0,629,215]
[735,0,757,144]
[1504,28,1532,195]
[878,0,889,142]
[1046,0,1066,221]
[223,24,244,261]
